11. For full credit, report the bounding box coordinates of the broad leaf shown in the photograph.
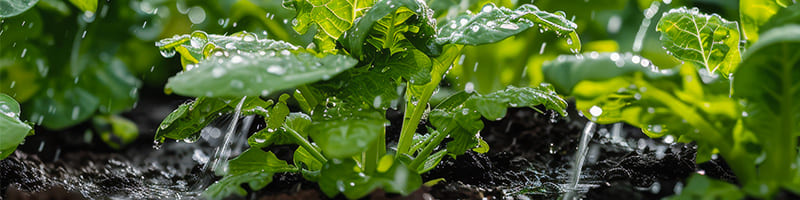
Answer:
[25,86,99,130]
[248,112,312,148]
[734,25,800,191]
[202,171,273,200]
[0,93,33,160]
[156,97,270,143]
[164,49,357,97]
[657,7,741,78]
[435,3,580,52]
[340,0,433,58]
[284,0,374,51]
[156,31,298,68]
[376,49,432,85]
[308,104,387,158]
[760,4,800,34]
[228,148,297,175]
[740,0,794,44]
[294,146,323,171]
[0,0,39,18]
[318,158,421,199]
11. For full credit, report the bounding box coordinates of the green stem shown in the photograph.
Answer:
[283,124,327,163]
[363,126,385,173]
[409,129,450,169]
[397,45,464,156]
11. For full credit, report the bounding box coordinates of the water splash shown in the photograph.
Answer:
[563,121,596,200]
[204,96,247,174]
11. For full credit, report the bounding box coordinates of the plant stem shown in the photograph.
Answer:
[363,126,385,173]
[409,129,449,169]
[397,45,464,156]
[283,124,327,163]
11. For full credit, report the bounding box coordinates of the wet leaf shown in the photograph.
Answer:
[248,112,312,148]
[665,174,744,200]
[376,49,432,85]
[0,0,39,18]
[202,171,273,200]
[657,7,741,78]
[228,148,297,175]
[308,106,387,158]
[340,0,433,58]
[318,158,421,199]
[0,93,32,160]
[435,3,580,51]
[155,97,269,143]
[155,31,298,67]
[284,0,374,51]
[164,50,357,98]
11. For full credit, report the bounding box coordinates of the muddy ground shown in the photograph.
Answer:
[1,90,738,199]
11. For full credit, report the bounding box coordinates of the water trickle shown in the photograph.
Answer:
[205,96,247,174]
[564,121,596,200]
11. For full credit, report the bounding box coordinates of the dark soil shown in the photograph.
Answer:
[0,90,738,199]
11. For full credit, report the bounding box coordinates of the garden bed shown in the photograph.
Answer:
[1,93,733,199]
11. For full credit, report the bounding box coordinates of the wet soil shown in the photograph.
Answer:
[1,92,737,199]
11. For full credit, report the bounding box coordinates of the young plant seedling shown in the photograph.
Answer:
[155,0,579,199]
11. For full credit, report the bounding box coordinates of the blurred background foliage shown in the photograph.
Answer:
[0,0,739,146]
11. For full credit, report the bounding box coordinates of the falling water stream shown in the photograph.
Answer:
[563,121,596,200]
[204,96,247,174]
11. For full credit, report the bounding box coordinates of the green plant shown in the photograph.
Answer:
[154,0,578,199]
[543,4,800,198]
[0,93,34,159]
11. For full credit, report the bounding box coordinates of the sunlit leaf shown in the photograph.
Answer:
[340,0,433,58]
[284,0,374,51]
[656,7,741,78]
[228,148,297,175]
[739,0,794,44]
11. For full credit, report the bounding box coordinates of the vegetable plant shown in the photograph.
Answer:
[154,0,579,199]
[0,93,34,160]
[543,3,800,198]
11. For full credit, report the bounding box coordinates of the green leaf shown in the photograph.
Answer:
[739,0,794,44]
[155,31,298,66]
[0,93,32,160]
[248,112,312,148]
[340,0,433,58]
[665,174,744,200]
[734,25,800,192]
[435,3,580,52]
[417,150,446,173]
[656,7,741,78]
[80,58,141,114]
[156,97,270,143]
[93,115,138,150]
[0,0,39,18]
[429,107,483,156]
[294,146,323,171]
[284,0,374,51]
[308,105,387,158]
[760,4,800,34]
[25,86,99,130]
[68,0,96,13]
[376,49,432,85]
[228,148,297,175]
[542,52,673,96]
[165,49,358,97]
[464,85,567,120]
[318,158,421,199]
[202,171,273,200]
